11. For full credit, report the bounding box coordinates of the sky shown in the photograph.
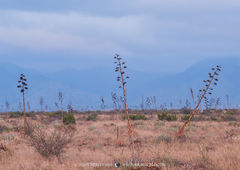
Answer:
[0,0,239,73]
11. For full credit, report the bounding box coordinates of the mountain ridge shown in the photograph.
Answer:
[0,57,238,111]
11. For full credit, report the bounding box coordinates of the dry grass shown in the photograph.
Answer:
[0,113,240,169]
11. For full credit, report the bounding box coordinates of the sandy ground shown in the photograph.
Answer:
[0,113,240,170]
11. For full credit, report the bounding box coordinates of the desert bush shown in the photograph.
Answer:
[122,114,147,120]
[181,115,208,121]
[28,127,74,161]
[9,111,32,118]
[156,135,172,143]
[86,114,97,121]
[24,122,35,137]
[129,114,147,120]
[158,112,177,121]
[221,114,237,121]
[224,110,235,115]
[48,111,67,117]
[181,108,192,114]
[228,121,240,127]
[63,113,76,125]
[210,115,218,121]
[9,112,23,118]
[181,115,190,121]
[166,114,177,121]
[0,125,8,133]
[158,111,168,120]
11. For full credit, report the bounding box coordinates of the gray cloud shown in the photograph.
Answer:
[0,0,239,72]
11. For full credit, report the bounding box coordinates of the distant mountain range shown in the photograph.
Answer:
[0,57,239,111]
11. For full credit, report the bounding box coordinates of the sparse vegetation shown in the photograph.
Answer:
[28,126,74,161]
[2,52,240,170]
[86,114,97,121]
[123,114,147,120]
[63,113,76,125]
[156,135,172,143]
[158,111,177,121]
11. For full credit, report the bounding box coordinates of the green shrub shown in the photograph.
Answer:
[166,114,177,121]
[63,113,76,125]
[129,114,147,120]
[96,110,102,114]
[158,111,168,120]
[158,111,177,121]
[49,111,67,117]
[9,112,32,118]
[122,114,147,120]
[86,114,97,121]
[9,112,23,118]
[225,110,235,115]
[181,115,190,121]
[181,115,208,121]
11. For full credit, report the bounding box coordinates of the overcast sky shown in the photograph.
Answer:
[0,0,239,73]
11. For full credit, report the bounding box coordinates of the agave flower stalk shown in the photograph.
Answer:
[176,65,221,136]
[114,54,135,163]
[17,74,28,129]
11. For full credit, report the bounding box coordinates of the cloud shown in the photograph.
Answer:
[0,0,239,72]
[0,10,158,57]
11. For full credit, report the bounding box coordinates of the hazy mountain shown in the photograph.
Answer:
[147,57,240,108]
[0,57,239,111]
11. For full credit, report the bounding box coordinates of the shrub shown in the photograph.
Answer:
[181,115,190,121]
[0,125,8,133]
[166,114,177,121]
[28,127,74,161]
[181,115,208,121]
[9,112,31,118]
[158,111,177,121]
[156,135,172,143]
[122,114,147,120]
[48,111,67,117]
[9,112,23,118]
[129,114,147,120]
[181,108,192,114]
[24,121,35,137]
[63,113,76,125]
[86,114,97,121]
[221,115,237,121]
[158,111,168,120]
[224,110,235,115]
[210,116,218,121]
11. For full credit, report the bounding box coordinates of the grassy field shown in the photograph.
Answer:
[0,110,240,170]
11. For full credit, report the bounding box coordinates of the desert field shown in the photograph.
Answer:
[0,110,240,170]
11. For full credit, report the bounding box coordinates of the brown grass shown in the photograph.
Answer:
[0,113,240,170]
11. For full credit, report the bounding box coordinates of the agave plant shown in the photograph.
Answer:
[114,53,135,163]
[176,65,222,136]
[17,74,28,129]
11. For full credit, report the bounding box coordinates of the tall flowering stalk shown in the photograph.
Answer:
[176,65,222,136]
[17,74,28,129]
[114,54,135,163]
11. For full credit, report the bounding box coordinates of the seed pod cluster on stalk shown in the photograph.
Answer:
[176,65,222,136]
[114,53,135,163]
[17,74,28,93]
[114,54,130,89]
[17,74,28,129]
